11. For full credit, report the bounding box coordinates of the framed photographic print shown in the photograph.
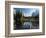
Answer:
[5,1,45,37]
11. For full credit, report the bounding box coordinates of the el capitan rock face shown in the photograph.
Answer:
[32,9,39,16]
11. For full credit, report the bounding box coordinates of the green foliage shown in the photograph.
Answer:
[14,10,24,29]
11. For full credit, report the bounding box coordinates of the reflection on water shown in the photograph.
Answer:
[14,21,39,30]
[22,21,39,29]
[22,22,32,29]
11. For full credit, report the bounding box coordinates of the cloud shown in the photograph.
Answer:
[23,9,36,17]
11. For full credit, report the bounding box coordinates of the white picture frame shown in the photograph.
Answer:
[5,1,45,37]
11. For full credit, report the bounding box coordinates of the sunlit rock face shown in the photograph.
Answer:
[32,10,39,16]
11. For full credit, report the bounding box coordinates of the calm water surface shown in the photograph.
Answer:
[23,22,32,29]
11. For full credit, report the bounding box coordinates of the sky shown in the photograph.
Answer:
[14,8,39,17]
